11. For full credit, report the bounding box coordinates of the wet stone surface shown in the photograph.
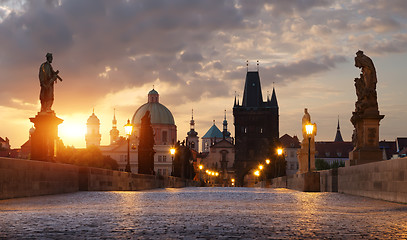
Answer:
[0,187,407,239]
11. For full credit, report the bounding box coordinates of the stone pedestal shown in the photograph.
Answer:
[30,111,63,161]
[348,111,384,166]
[297,139,316,173]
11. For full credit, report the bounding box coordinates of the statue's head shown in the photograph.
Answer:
[356,50,364,57]
[46,53,53,63]
[304,108,308,114]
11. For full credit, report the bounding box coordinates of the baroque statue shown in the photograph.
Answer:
[348,50,384,165]
[353,50,378,115]
[39,53,62,112]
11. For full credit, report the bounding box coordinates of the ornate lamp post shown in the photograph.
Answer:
[170,147,176,176]
[305,124,314,172]
[276,147,283,177]
[124,119,133,173]
[199,164,203,182]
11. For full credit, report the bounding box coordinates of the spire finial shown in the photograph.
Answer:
[224,109,226,120]
[257,60,259,71]
[246,60,248,72]
[213,120,215,125]
[153,84,154,90]
[93,108,94,114]
[337,115,340,129]
[192,109,194,120]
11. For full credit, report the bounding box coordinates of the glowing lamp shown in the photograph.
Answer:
[259,165,263,170]
[265,159,270,164]
[306,124,314,135]
[199,165,203,170]
[254,170,260,176]
[170,148,176,155]
[277,148,283,156]
[124,119,133,136]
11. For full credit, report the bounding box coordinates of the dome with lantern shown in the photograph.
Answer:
[131,89,175,125]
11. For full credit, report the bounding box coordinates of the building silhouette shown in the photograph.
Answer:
[233,70,279,183]
[85,110,101,148]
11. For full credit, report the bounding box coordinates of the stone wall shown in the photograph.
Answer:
[319,168,338,192]
[338,157,407,203]
[0,157,79,199]
[269,172,320,192]
[79,167,197,191]
[0,157,198,200]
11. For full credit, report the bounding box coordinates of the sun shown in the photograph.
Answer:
[58,120,87,147]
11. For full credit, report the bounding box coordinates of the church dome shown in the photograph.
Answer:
[87,112,100,124]
[131,89,175,125]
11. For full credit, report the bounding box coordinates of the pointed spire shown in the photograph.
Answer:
[223,110,228,139]
[246,60,248,72]
[257,60,259,71]
[189,109,195,131]
[334,117,344,142]
[234,91,237,107]
[270,87,278,107]
[213,120,216,125]
[112,108,117,127]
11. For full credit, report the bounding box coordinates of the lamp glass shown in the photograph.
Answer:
[305,124,314,135]
[124,120,133,136]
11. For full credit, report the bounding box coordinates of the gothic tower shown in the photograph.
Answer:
[85,110,101,148]
[233,70,279,184]
[186,109,199,151]
[110,109,120,145]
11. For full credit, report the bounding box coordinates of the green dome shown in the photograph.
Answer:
[132,102,175,125]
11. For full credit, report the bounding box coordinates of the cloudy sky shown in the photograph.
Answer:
[1,0,407,149]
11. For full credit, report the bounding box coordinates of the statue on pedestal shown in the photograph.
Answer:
[297,108,317,173]
[349,50,384,165]
[30,53,64,161]
[353,50,378,115]
[39,53,62,113]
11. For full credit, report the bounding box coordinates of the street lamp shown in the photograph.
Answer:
[258,164,264,170]
[277,148,283,156]
[170,147,176,176]
[305,124,314,172]
[199,165,203,182]
[265,159,270,165]
[124,119,133,173]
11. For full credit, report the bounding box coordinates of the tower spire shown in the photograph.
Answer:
[334,116,344,142]
[223,110,228,140]
[246,60,248,72]
[257,60,259,71]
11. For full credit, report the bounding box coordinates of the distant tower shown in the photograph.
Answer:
[186,109,199,151]
[85,110,101,148]
[334,117,344,142]
[222,110,231,140]
[110,109,120,145]
[233,69,279,184]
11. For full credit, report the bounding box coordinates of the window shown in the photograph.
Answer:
[290,151,295,158]
[158,155,162,162]
[163,155,167,162]
[162,131,168,143]
[191,142,195,149]
[158,169,162,175]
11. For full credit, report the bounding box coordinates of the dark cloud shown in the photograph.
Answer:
[226,55,347,86]
[0,0,406,114]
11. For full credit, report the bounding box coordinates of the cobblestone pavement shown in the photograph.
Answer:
[0,187,406,239]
